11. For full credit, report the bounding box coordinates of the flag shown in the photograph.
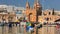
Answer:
[26,22,31,26]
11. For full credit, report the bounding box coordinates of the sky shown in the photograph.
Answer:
[0,0,60,10]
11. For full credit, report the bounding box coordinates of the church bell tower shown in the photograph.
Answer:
[26,0,30,9]
[34,0,42,15]
[34,0,42,22]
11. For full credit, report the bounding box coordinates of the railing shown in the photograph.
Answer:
[35,24,60,34]
[0,22,31,34]
[0,22,60,34]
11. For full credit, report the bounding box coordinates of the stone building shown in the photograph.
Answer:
[24,0,60,34]
[25,0,42,22]
[38,9,60,24]
[25,0,60,23]
[0,5,25,22]
[0,10,16,22]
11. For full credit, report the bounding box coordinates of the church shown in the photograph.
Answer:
[24,0,60,23]
[25,0,42,22]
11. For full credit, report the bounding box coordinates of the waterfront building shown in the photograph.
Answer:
[14,7,25,20]
[0,5,25,22]
[25,0,42,22]
[24,0,60,34]
[24,0,60,23]
[38,9,60,24]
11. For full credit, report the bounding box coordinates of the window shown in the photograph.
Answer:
[16,10,22,14]
[49,12,50,15]
[50,18,51,20]
[45,18,49,21]
[43,13,47,15]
